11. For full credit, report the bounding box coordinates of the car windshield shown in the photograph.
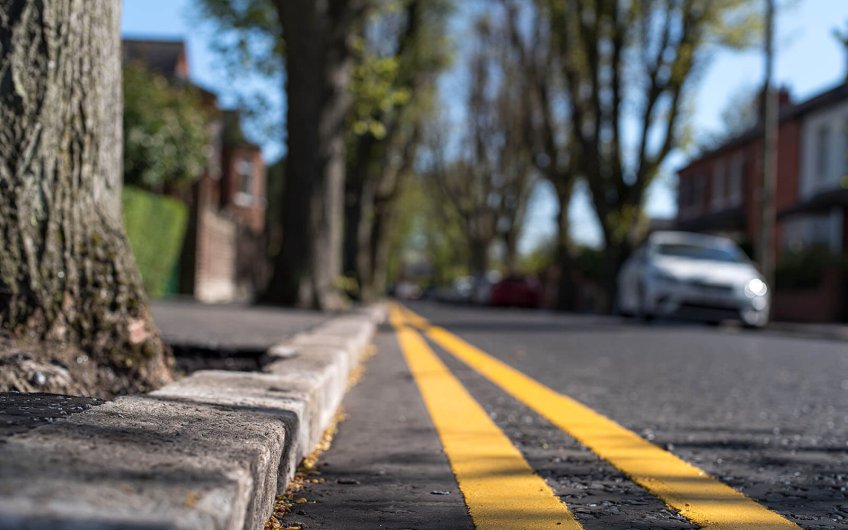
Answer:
[654,242,746,263]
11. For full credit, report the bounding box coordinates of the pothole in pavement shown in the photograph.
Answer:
[169,344,269,374]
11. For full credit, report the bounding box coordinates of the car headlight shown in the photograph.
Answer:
[744,278,768,298]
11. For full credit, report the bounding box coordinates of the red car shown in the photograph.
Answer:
[490,275,541,308]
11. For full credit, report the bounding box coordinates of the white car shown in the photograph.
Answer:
[617,231,770,327]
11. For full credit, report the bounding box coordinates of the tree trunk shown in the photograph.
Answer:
[468,238,490,278]
[0,0,171,393]
[344,133,377,296]
[600,240,628,314]
[501,229,517,273]
[553,184,577,310]
[264,0,363,310]
[354,178,378,300]
[362,196,394,302]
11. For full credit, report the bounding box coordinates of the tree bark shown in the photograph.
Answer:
[364,198,391,301]
[344,134,376,295]
[553,181,577,310]
[468,237,490,278]
[264,0,365,310]
[0,0,171,392]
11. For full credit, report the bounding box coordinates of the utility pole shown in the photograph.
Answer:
[758,0,778,285]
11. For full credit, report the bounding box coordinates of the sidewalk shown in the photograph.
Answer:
[151,298,330,351]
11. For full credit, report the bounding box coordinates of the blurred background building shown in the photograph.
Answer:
[122,39,269,303]
[677,84,848,322]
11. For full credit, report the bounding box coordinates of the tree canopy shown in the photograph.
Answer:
[539,0,761,306]
[122,64,210,193]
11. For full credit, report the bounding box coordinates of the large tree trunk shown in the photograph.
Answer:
[468,237,490,278]
[362,196,394,302]
[502,229,520,273]
[355,200,375,299]
[264,0,365,310]
[344,135,376,297]
[553,183,577,310]
[599,235,629,314]
[0,0,171,393]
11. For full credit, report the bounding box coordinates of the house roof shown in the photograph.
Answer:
[122,39,187,81]
[782,82,848,121]
[679,81,848,174]
[122,38,219,108]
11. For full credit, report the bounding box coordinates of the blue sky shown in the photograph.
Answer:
[121,0,848,250]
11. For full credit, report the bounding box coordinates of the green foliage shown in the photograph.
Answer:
[518,241,604,284]
[573,246,605,283]
[692,0,760,50]
[193,0,284,142]
[387,174,468,286]
[518,240,556,275]
[194,0,281,75]
[349,0,453,140]
[121,186,188,298]
[350,51,409,139]
[123,64,210,193]
[775,246,846,290]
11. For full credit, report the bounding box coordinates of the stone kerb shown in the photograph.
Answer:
[0,303,385,530]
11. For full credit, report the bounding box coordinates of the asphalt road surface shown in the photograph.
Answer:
[281,301,848,529]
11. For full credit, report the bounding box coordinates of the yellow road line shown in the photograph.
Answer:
[399,304,800,530]
[388,305,582,530]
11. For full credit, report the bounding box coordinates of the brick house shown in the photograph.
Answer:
[122,39,269,302]
[677,85,848,322]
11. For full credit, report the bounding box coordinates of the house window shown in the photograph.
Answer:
[234,158,254,206]
[816,124,830,183]
[237,159,253,194]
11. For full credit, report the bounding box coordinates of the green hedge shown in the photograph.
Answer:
[122,186,188,298]
[775,246,846,290]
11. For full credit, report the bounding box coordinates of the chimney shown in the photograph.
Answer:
[757,86,792,122]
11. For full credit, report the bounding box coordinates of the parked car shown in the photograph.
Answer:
[617,231,770,327]
[490,275,541,308]
[435,276,474,304]
[471,272,501,306]
[394,281,422,300]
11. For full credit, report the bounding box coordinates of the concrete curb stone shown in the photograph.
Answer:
[0,303,385,530]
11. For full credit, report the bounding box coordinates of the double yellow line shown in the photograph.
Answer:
[389,303,800,529]
[389,304,581,529]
